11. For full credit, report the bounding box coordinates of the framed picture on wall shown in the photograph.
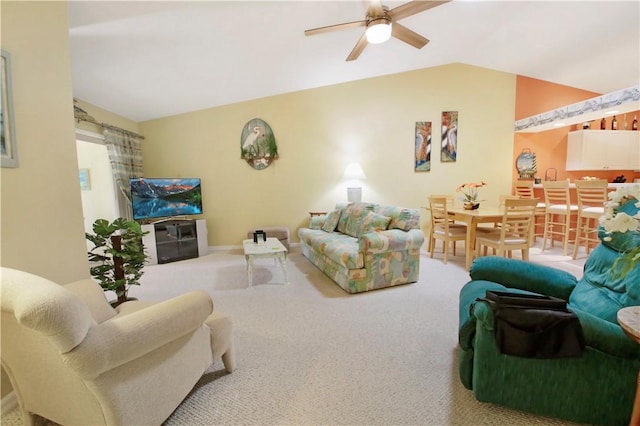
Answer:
[79,169,91,190]
[441,111,458,163]
[1,49,18,168]
[415,121,431,172]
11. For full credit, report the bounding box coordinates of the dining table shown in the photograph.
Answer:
[447,205,505,270]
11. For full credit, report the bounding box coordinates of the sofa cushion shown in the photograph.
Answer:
[569,244,640,323]
[343,202,376,238]
[309,215,326,230]
[321,209,341,233]
[375,205,420,231]
[298,229,363,269]
[390,208,420,231]
[359,211,391,235]
[64,279,116,323]
[336,204,352,234]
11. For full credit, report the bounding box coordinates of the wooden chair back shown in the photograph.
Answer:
[499,198,538,241]
[513,181,535,198]
[542,180,571,207]
[428,195,467,263]
[574,179,608,210]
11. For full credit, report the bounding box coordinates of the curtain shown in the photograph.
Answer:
[103,127,144,220]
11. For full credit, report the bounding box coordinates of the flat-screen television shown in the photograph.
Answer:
[130,178,203,221]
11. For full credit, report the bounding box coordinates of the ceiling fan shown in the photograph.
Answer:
[304,0,451,62]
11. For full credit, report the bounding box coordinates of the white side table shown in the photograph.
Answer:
[617,306,640,426]
[242,237,288,288]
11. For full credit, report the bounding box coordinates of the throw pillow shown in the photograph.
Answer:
[359,211,391,235]
[390,208,419,231]
[344,202,376,238]
[309,215,326,230]
[336,204,352,234]
[321,209,341,233]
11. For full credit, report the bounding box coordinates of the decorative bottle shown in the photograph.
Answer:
[633,116,638,131]
[611,116,617,130]
[600,117,606,130]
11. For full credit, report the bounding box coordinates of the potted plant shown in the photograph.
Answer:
[86,218,149,306]
[457,181,487,210]
[599,184,640,279]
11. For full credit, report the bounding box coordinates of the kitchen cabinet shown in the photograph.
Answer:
[566,130,639,171]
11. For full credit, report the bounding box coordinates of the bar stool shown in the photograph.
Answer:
[514,180,545,241]
[572,179,608,259]
[541,181,578,256]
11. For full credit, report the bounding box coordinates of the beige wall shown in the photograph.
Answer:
[140,63,517,246]
[0,1,88,399]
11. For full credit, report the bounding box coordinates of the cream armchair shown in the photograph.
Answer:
[0,267,235,426]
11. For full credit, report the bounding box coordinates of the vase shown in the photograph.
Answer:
[463,202,480,210]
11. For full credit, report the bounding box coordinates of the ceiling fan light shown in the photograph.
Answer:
[366,18,392,44]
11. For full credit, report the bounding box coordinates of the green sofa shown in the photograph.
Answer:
[458,225,640,425]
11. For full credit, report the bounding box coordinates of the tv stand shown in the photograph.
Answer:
[142,219,208,265]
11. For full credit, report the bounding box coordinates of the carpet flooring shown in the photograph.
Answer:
[1,242,588,425]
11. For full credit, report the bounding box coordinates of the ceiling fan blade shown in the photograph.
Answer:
[363,0,384,17]
[305,20,366,36]
[388,0,450,21]
[391,23,429,49]
[346,33,368,61]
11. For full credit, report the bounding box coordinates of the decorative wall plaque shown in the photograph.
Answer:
[240,118,278,170]
[516,148,537,179]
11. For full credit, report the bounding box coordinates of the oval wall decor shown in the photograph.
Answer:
[240,118,278,170]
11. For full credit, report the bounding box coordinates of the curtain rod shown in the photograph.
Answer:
[74,110,145,140]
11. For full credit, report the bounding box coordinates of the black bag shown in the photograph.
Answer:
[479,290,585,359]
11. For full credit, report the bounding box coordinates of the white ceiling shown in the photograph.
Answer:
[68,0,640,123]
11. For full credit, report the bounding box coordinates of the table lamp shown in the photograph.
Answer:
[343,162,367,202]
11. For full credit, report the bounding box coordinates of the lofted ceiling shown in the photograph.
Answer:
[68,1,640,123]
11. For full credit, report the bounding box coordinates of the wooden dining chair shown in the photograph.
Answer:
[428,195,467,263]
[572,179,608,259]
[513,180,545,241]
[425,194,458,252]
[541,181,579,256]
[484,195,521,232]
[475,198,538,260]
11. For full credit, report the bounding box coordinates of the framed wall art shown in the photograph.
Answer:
[441,111,458,163]
[240,118,278,170]
[79,168,91,190]
[1,49,18,168]
[414,121,432,172]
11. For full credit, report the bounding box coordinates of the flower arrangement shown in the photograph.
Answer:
[599,184,640,278]
[456,181,487,204]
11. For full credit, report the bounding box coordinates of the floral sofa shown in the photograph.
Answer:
[298,202,424,293]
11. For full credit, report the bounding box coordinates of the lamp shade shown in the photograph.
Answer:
[343,163,367,181]
[366,18,392,44]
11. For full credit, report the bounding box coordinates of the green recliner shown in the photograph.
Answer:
[458,219,640,425]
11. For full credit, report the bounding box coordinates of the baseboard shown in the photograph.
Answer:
[208,245,237,252]
[1,391,17,413]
